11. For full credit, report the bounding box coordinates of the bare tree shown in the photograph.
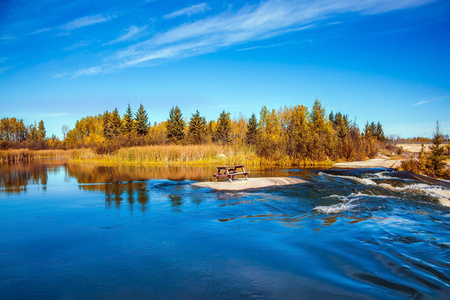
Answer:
[62,125,69,140]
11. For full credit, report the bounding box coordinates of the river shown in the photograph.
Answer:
[0,161,449,299]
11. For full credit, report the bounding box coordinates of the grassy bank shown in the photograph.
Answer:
[0,149,31,162]
[71,145,335,167]
[0,145,336,167]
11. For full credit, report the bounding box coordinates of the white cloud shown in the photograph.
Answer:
[62,14,112,30]
[52,72,69,79]
[72,66,103,78]
[0,35,15,40]
[64,41,90,51]
[238,43,285,51]
[30,28,52,35]
[164,3,211,19]
[105,25,147,45]
[70,0,434,77]
[413,95,450,106]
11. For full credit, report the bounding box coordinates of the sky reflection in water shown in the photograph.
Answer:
[0,162,449,299]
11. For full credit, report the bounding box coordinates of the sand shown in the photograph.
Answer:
[191,177,308,191]
[333,158,402,169]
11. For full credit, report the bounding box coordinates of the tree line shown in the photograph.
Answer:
[1,99,387,162]
[74,99,386,161]
[0,118,47,149]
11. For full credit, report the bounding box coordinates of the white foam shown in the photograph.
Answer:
[365,171,397,180]
[315,192,368,214]
[319,172,376,185]
[314,202,357,214]
[379,183,450,207]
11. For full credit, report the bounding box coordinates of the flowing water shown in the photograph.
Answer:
[0,161,449,299]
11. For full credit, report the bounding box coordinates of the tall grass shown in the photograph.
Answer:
[0,149,31,162]
[71,144,263,166]
[70,144,335,167]
[0,145,336,167]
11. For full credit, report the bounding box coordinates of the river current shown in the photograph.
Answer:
[0,162,449,299]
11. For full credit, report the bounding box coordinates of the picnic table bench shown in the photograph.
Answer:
[213,165,249,182]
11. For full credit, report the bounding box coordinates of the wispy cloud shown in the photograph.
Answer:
[238,43,286,51]
[413,95,450,106]
[30,28,52,35]
[52,72,69,79]
[61,14,112,30]
[164,3,211,19]
[72,66,103,78]
[0,35,15,40]
[105,25,147,45]
[69,0,434,77]
[64,41,91,51]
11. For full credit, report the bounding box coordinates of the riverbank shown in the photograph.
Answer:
[0,146,336,167]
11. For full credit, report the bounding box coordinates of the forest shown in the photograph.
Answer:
[0,99,388,165]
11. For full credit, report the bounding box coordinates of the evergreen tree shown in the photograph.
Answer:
[246,113,258,145]
[428,121,446,176]
[102,111,113,140]
[188,110,207,144]
[310,98,326,131]
[122,104,134,134]
[364,122,373,137]
[375,122,385,141]
[166,106,186,144]
[135,103,149,136]
[111,108,121,137]
[333,112,349,139]
[216,110,232,144]
[329,111,334,123]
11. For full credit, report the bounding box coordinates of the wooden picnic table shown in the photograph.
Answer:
[213,165,249,182]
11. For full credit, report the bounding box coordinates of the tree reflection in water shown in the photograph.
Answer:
[0,162,52,194]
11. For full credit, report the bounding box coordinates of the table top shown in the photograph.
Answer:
[216,165,245,170]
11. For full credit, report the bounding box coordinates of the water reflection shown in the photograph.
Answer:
[67,163,218,183]
[169,194,183,212]
[0,162,51,194]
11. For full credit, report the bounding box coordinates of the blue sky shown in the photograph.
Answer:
[0,0,449,138]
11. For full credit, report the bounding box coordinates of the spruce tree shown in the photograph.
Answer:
[111,108,121,136]
[216,110,232,144]
[122,104,134,134]
[135,104,149,136]
[246,113,258,145]
[188,110,206,144]
[428,121,445,176]
[310,98,326,131]
[166,106,186,144]
[364,122,373,138]
[375,122,385,141]
[334,112,349,139]
[102,111,113,140]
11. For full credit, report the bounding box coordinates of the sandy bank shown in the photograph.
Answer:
[192,177,307,191]
[333,158,402,169]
